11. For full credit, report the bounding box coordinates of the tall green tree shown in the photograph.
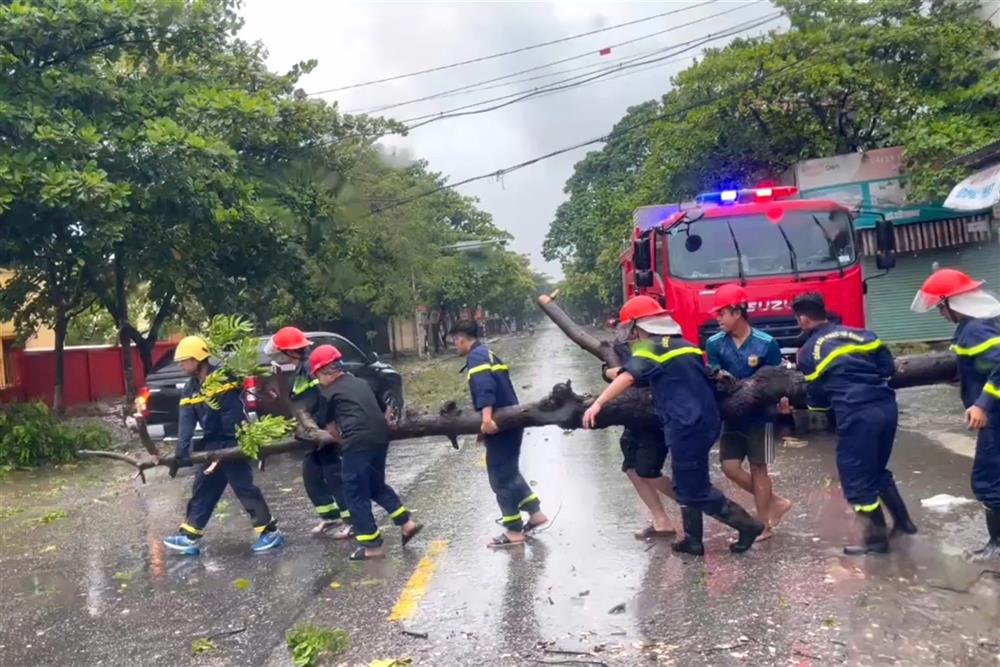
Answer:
[544,0,1000,310]
[0,0,389,399]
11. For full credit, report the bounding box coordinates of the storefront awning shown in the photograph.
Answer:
[944,163,1000,211]
[858,213,995,256]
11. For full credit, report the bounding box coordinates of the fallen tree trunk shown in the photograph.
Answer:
[535,293,959,420]
[78,381,656,475]
[78,295,961,477]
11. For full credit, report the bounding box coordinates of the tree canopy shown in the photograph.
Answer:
[545,0,1000,316]
[0,0,539,406]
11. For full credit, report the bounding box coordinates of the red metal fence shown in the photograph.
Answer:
[0,342,174,407]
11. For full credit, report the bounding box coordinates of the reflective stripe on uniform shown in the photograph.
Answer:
[950,336,1000,357]
[314,503,338,515]
[518,493,538,508]
[468,352,510,378]
[389,506,408,520]
[804,340,883,382]
[179,382,241,405]
[854,499,881,512]
[985,382,1000,399]
[631,346,703,364]
[356,530,381,542]
[292,377,320,395]
[180,523,204,536]
[339,509,351,519]
[500,514,522,524]
[254,524,270,534]
[807,405,830,412]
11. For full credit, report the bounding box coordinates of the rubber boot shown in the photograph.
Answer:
[671,506,705,556]
[843,505,890,555]
[880,482,917,536]
[970,508,1000,560]
[711,499,765,553]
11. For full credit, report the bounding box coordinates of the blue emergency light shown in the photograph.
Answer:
[696,185,798,206]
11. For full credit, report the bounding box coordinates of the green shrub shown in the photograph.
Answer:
[0,402,111,468]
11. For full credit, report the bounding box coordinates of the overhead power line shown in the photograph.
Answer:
[365,45,837,216]
[307,0,720,95]
[399,12,785,129]
[340,0,762,113]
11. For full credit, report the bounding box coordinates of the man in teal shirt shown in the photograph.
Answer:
[706,284,792,541]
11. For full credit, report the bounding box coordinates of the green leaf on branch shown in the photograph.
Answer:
[236,415,296,460]
[285,625,348,667]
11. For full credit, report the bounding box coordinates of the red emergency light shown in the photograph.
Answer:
[696,185,798,206]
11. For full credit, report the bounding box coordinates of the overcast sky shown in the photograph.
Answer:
[240,1,780,279]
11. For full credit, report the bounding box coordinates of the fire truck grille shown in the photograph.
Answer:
[697,316,804,355]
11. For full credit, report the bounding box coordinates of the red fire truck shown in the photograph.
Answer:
[620,185,897,353]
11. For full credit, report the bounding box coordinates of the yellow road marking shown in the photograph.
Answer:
[388,540,448,621]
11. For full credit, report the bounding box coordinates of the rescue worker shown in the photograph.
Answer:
[706,284,792,540]
[604,340,679,539]
[911,269,1000,558]
[161,335,284,555]
[582,295,764,555]
[265,327,351,537]
[450,320,548,548]
[309,344,422,560]
[792,293,916,555]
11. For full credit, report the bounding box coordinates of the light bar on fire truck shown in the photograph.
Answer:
[696,185,798,206]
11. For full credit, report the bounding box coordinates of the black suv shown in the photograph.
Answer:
[137,332,403,446]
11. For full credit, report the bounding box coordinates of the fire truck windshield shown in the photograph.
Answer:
[665,209,856,280]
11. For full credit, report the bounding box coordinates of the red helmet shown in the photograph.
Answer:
[619,295,668,325]
[309,344,342,375]
[271,326,310,351]
[710,284,749,313]
[911,269,984,313]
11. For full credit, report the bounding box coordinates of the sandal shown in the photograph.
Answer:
[634,525,678,540]
[487,533,526,549]
[349,547,385,561]
[401,523,424,547]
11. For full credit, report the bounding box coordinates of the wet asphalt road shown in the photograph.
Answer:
[2,326,999,667]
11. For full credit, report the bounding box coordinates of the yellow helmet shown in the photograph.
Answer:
[174,335,210,362]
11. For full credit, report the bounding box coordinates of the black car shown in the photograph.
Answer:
[138,332,403,446]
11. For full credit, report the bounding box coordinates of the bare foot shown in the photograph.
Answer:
[333,526,354,541]
[525,511,549,532]
[769,496,793,528]
[756,528,774,542]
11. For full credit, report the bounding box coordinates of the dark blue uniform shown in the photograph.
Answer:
[289,366,350,523]
[319,373,410,549]
[613,342,667,478]
[622,336,725,513]
[951,317,1000,511]
[176,369,274,538]
[707,329,782,464]
[796,323,897,508]
[466,342,540,532]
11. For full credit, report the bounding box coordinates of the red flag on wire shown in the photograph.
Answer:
[599,47,611,56]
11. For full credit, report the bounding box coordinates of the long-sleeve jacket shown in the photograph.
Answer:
[288,364,326,427]
[464,342,518,411]
[176,367,246,459]
[622,335,720,442]
[795,322,895,416]
[951,316,1000,414]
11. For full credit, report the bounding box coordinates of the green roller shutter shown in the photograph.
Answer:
[863,242,1000,342]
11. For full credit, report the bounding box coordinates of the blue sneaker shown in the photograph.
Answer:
[163,534,200,556]
[251,530,284,553]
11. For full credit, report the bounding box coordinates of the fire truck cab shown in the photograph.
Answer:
[620,185,897,353]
